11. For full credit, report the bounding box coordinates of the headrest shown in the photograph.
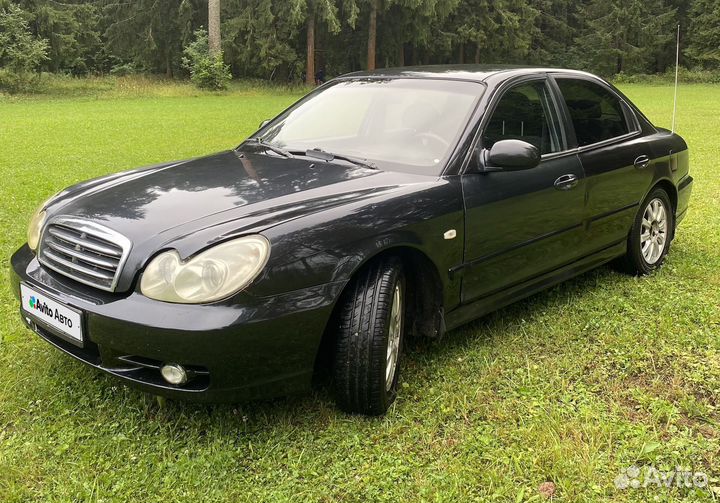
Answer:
[566,99,601,119]
[492,91,534,121]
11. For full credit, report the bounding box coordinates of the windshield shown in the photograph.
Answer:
[255,79,483,175]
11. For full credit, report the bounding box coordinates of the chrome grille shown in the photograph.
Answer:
[38,217,131,292]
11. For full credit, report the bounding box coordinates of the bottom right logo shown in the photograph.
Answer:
[615,465,708,490]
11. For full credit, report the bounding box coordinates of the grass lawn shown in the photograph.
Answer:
[0,78,718,502]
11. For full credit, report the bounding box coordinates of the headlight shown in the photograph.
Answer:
[140,235,270,303]
[27,191,64,251]
[27,207,47,252]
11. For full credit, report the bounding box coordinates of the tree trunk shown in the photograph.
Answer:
[474,45,481,64]
[397,44,404,67]
[165,51,172,78]
[367,0,378,71]
[208,0,221,57]
[458,43,464,64]
[306,8,315,86]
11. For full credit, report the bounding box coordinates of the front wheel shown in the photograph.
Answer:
[617,188,674,275]
[333,257,405,415]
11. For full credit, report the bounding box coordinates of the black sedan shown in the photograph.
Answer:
[10,66,693,415]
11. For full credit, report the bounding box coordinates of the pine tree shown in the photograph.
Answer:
[686,0,720,68]
[101,0,201,77]
[572,0,677,75]
[12,0,104,74]
[0,3,49,73]
[446,0,537,65]
[528,0,576,67]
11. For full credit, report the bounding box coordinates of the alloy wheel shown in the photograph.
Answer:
[385,284,402,391]
[640,198,668,265]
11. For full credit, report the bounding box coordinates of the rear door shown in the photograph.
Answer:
[552,76,655,254]
[460,77,586,303]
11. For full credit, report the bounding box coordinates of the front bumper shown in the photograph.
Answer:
[10,245,343,402]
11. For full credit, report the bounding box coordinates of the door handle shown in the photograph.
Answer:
[554,174,579,191]
[634,155,650,169]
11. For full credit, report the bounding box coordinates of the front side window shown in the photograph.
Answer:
[483,81,563,155]
[257,79,483,175]
[556,79,631,147]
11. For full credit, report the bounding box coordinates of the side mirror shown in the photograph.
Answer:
[259,119,271,129]
[484,139,540,172]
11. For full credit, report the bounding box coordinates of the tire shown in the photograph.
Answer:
[617,188,674,275]
[333,257,405,415]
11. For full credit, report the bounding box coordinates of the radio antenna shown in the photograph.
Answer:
[671,24,680,133]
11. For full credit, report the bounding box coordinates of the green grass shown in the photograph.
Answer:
[0,82,718,502]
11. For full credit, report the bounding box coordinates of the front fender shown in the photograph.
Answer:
[253,177,465,309]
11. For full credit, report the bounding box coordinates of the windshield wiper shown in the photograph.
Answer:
[303,148,378,170]
[247,138,293,158]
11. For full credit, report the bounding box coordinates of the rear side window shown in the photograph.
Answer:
[556,79,631,147]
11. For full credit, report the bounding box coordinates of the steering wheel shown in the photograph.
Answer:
[412,132,450,152]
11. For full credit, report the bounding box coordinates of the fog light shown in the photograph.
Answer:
[160,363,188,385]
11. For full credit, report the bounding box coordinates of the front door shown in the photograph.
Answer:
[461,78,586,303]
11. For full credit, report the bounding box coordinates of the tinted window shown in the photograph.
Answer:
[483,81,563,155]
[556,79,630,146]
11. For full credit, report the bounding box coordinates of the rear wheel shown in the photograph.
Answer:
[333,257,405,415]
[617,188,674,275]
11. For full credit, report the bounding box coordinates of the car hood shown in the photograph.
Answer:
[45,148,420,278]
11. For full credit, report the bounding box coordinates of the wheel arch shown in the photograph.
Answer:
[652,179,678,214]
[646,178,678,239]
[312,245,446,383]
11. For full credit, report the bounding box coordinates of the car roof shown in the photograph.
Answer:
[340,65,599,85]
[339,64,652,134]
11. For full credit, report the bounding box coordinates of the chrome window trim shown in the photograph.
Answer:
[577,130,643,153]
[37,216,132,292]
[540,147,580,161]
